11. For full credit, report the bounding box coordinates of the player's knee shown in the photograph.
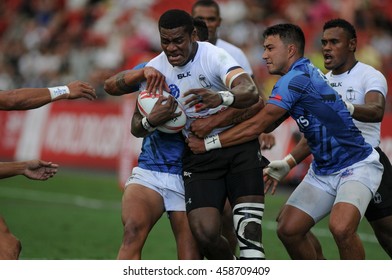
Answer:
[276,222,293,241]
[329,222,355,242]
[0,234,21,260]
[192,225,220,249]
[122,220,148,245]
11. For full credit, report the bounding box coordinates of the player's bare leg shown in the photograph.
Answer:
[117,184,164,259]
[188,207,234,260]
[0,216,21,260]
[307,231,325,259]
[277,205,317,259]
[221,199,237,254]
[169,211,202,259]
[329,202,364,259]
[369,216,392,258]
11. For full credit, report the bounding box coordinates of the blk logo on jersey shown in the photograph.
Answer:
[330,82,342,88]
[177,71,191,79]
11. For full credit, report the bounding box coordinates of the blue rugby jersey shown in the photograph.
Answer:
[138,131,184,174]
[268,57,372,175]
[129,62,184,175]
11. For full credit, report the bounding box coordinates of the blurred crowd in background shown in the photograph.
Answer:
[0,0,391,110]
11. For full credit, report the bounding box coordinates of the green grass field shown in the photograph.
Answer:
[0,168,389,260]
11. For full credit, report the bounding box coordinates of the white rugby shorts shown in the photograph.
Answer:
[125,167,186,212]
[286,148,383,222]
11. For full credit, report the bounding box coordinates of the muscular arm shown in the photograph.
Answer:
[0,160,58,180]
[0,81,96,110]
[104,69,146,96]
[187,103,288,153]
[190,97,265,138]
[290,137,311,165]
[218,103,288,147]
[350,91,385,122]
[228,72,260,108]
[131,104,149,138]
[104,67,169,96]
[184,71,259,111]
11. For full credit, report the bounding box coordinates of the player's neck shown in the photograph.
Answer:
[332,59,358,75]
[180,42,198,66]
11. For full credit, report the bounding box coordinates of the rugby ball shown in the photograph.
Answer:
[137,90,186,133]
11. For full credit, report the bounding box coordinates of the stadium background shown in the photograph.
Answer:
[0,0,391,259]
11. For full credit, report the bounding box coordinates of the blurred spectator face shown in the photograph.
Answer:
[192,6,221,44]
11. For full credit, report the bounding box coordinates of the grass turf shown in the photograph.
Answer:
[0,169,388,260]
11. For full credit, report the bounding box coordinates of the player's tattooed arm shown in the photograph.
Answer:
[104,70,144,96]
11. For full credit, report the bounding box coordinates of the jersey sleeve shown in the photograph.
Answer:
[364,69,388,98]
[207,46,245,89]
[267,72,309,111]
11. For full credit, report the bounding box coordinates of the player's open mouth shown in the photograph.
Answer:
[168,54,182,63]
[324,54,333,64]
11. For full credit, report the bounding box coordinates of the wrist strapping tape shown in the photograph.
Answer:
[48,86,70,100]
[204,134,222,151]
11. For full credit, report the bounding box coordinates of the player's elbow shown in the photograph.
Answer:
[103,78,116,95]
[245,83,259,106]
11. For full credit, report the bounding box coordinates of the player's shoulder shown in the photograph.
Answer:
[352,62,387,81]
[216,39,241,52]
[350,61,381,75]
[146,51,166,66]
[199,41,225,52]
[197,41,233,60]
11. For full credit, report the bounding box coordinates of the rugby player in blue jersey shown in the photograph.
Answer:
[187,23,384,259]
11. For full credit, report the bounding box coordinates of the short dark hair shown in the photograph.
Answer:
[323,18,357,40]
[193,18,209,41]
[158,9,194,35]
[192,0,220,16]
[263,23,305,56]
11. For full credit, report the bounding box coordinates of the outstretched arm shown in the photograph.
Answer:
[0,160,58,180]
[0,80,96,110]
[104,66,170,96]
[190,97,265,138]
[263,137,311,194]
[187,103,288,153]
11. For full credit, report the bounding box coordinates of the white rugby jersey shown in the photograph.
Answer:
[216,38,253,75]
[326,62,388,147]
[141,41,245,137]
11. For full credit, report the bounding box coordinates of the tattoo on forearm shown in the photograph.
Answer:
[115,73,133,93]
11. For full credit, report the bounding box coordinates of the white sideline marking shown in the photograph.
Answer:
[0,186,120,210]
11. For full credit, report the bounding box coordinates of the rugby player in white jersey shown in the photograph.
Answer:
[323,19,392,258]
[104,10,265,260]
[152,9,265,260]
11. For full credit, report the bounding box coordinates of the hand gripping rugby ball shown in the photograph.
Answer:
[137,90,186,133]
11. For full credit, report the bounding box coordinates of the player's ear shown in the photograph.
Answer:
[287,44,296,58]
[191,29,197,42]
[348,38,357,52]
